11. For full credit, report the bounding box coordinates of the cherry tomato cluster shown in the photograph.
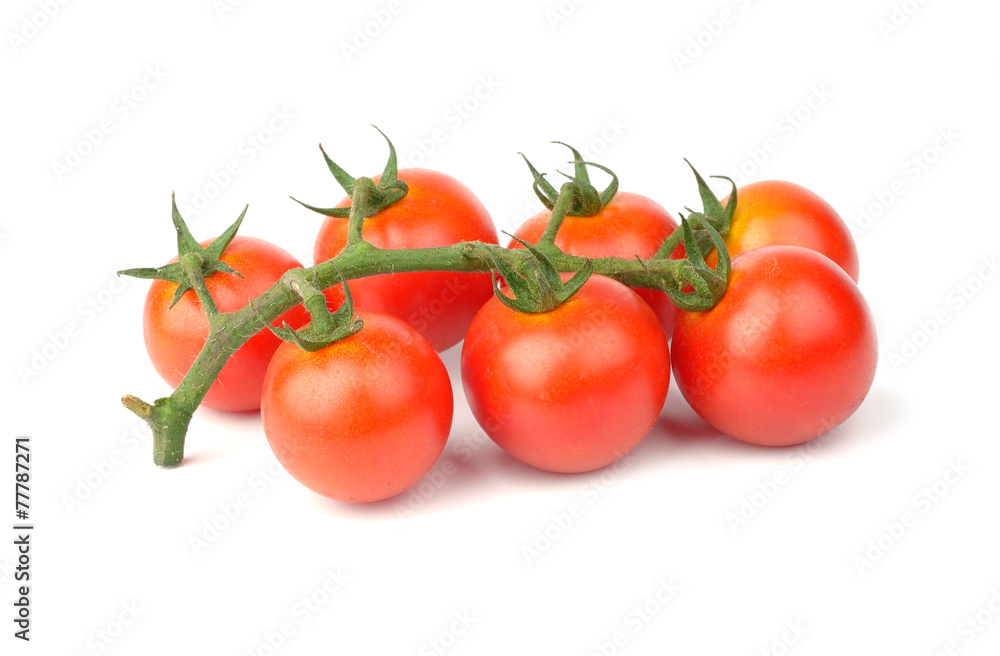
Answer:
[140,140,877,503]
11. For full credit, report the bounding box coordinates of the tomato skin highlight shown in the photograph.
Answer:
[672,245,877,447]
[461,275,670,474]
[313,168,499,352]
[708,180,860,282]
[143,236,314,412]
[509,191,685,336]
[261,311,453,503]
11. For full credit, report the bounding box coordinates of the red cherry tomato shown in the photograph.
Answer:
[314,169,499,352]
[143,236,315,412]
[707,180,859,281]
[261,311,453,502]
[509,191,685,335]
[672,245,877,446]
[461,275,671,473]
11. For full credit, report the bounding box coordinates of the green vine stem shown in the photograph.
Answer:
[121,175,730,468]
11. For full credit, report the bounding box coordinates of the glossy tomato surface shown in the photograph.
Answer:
[707,180,859,282]
[143,235,313,412]
[509,191,685,336]
[461,274,670,474]
[672,245,877,447]
[261,311,453,502]
[314,168,498,352]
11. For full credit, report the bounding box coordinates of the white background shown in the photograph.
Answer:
[3,0,999,654]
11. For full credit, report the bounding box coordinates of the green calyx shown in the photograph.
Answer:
[653,161,738,261]
[521,142,618,217]
[489,233,593,314]
[641,216,731,312]
[258,269,364,352]
[117,194,246,314]
[639,159,737,311]
[292,125,409,220]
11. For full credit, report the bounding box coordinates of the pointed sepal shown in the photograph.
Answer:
[117,263,186,283]
[171,193,202,257]
[204,205,248,261]
[320,143,356,196]
[684,159,737,237]
[373,125,400,186]
[520,152,560,210]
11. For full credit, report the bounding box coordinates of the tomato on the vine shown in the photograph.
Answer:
[461,274,670,474]
[672,245,877,446]
[707,180,859,282]
[261,311,453,502]
[143,235,317,412]
[510,192,685,336]
[314,168,499,352]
